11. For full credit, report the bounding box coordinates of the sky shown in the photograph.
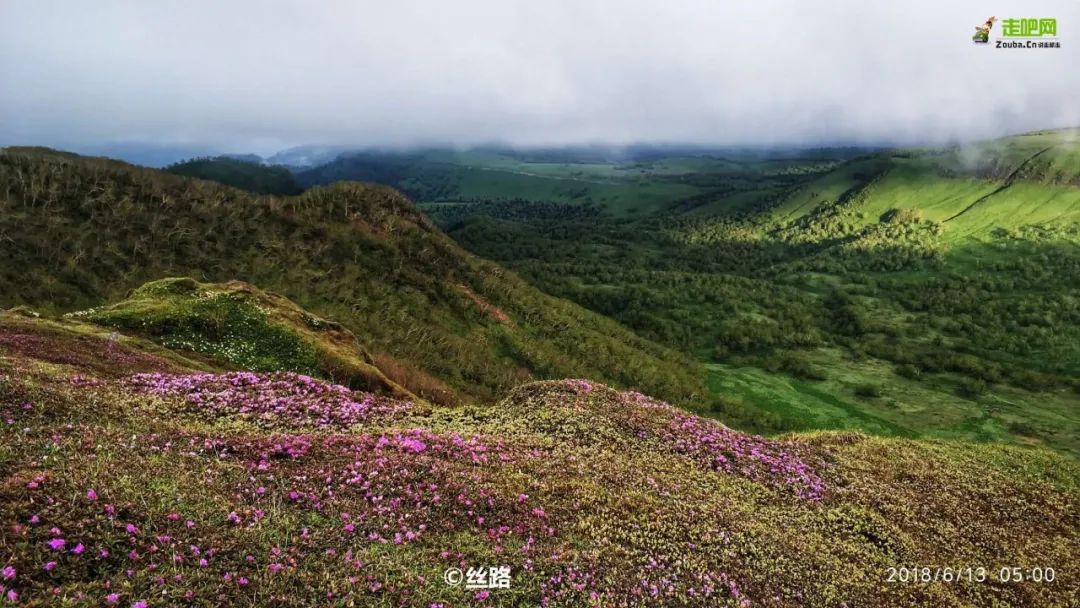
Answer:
[2,0,1079,157]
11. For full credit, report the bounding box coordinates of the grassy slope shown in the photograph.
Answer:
[707,352,1080,453]
[770,131,1080,237]
[1,305,1077,607]
[67,277,420,402]
[0,147,707,410]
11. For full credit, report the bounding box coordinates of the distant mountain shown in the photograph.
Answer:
[165,156,302,195]
[264,144,357,168]
[59,143,271,168]
[293,145,874,215]
[219,153,265,164]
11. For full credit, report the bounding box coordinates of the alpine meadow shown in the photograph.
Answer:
[1,2,1079,607]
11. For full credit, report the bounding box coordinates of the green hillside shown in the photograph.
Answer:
[67,277,421,402]
[765,132,1080,238]
[165,156,302,195]
[0,147,713,413]
[2,293,1077,607]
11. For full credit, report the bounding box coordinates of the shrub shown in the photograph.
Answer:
[956,378,988,399]
[895,363,921,379]
[765,352,827,381]
[854,383,882,399]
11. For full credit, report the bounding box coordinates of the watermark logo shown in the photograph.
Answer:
[972,16,997,43]
[973,15,1061,48]
[443,566,511,590]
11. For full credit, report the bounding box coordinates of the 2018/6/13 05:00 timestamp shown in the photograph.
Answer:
[886,566,1056,584]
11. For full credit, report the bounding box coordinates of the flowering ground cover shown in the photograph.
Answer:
[123,372,414,430]
[0,316,189,379]
[1,313,1078,607]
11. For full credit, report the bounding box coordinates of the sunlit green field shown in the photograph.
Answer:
[707,348,1080,458]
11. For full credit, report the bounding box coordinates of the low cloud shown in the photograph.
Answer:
[2,0,1077,155]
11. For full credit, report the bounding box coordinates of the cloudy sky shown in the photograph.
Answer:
[1,0,1078,156]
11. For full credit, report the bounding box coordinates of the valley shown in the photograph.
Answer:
[290,130,1080,457]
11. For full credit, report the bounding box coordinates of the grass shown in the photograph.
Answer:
[1,313,1077,606]
[66,277,419,401]
[706,346,1080,456]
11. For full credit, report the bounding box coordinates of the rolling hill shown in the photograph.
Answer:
[0,146,713,414]
[763,130,1080,238]
[66,277,419,402]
